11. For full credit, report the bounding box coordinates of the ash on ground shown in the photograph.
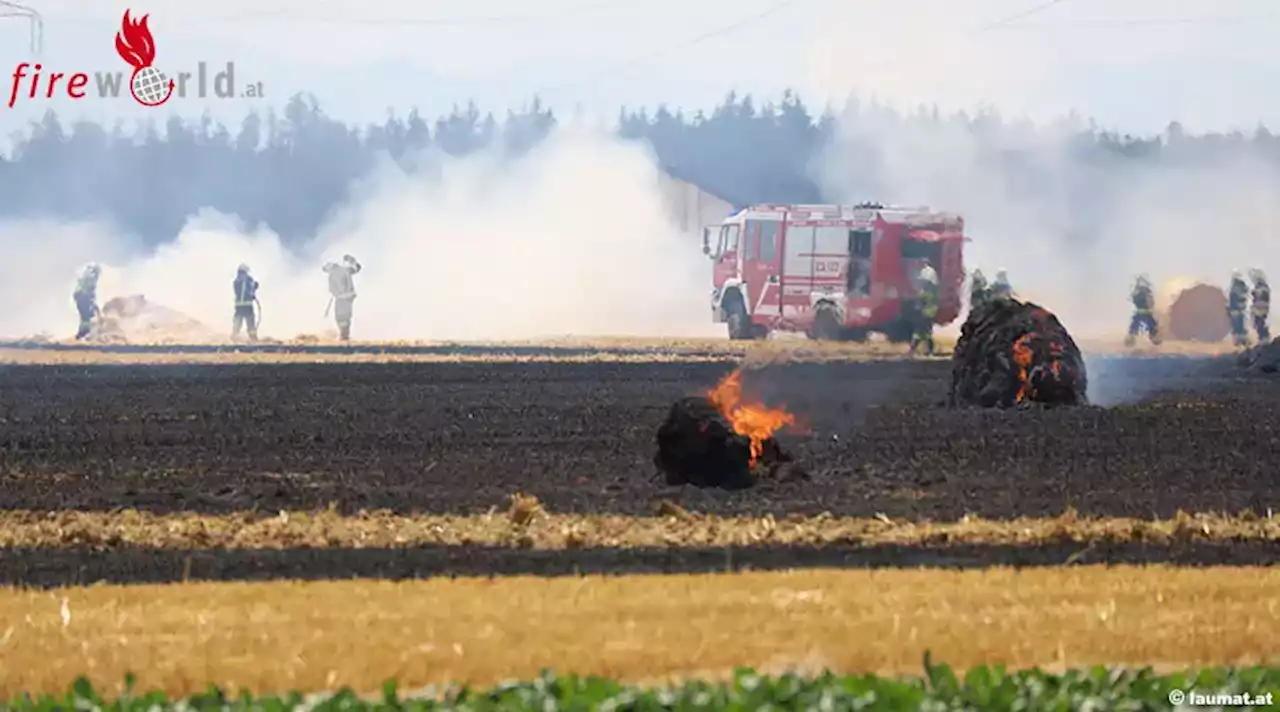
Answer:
[653,396,806,489]
[1238,338,1280,373]
[949,297,1088,408]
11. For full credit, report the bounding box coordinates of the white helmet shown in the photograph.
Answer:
[1232,270,1243,282]
[1251,269,1267,283]
[83,262,100,277]
[919,265,938,284]
[237,263,251,274]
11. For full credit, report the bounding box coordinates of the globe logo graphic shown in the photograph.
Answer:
[130,66,170,106]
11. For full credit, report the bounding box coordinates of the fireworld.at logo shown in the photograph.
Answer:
[7,9,265,109]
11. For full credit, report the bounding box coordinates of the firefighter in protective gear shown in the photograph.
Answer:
[323,254,362,341]
[73,263,101,340]
[1251,269,1270,343]
[991,269,1012,299]
[1228,271,1250,347]
[1125,274,1160,346]
[232,263,259,342]
[909,266,939,356]
[969,268,990,313]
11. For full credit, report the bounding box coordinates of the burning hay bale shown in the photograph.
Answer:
[654,368,806,489]
[1159,279,1230,342]
[949,297,1088,408]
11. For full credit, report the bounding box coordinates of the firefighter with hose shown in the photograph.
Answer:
[1251,269,1271,343]
[73,263,101,340]
[908,265,939,356]
[322,254,362,341]
[1228,270,1251,347]
[1124,274,1160,346]
[232,263,260,343]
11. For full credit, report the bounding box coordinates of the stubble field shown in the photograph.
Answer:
[0,338,1277,698]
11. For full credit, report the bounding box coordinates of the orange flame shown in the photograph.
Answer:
[1012,333,1034,403]
[706,368,795,465]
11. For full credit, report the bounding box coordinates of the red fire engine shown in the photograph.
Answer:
[702,202,967,341]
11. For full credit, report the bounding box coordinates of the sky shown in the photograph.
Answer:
[0,0,1277,133]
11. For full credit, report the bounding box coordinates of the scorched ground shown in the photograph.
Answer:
[0,351,1275,584]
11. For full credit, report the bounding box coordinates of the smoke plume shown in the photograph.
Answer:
[807,0,1280,345]
[0,124,718,342]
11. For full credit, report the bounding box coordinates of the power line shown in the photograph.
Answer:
[821,0,1077,84]
[988,14,1280,29]
[40,0,631,27]
[979,0,1067,30]
[533,0,810,97]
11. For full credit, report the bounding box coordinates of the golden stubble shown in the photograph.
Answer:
[0,566,1276,698]
[1,507,1274,550]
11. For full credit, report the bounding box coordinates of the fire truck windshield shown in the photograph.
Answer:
[709,223,740,259]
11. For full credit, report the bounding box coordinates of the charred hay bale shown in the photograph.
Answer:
[653,396,797,489]
[1238,338,1280,373]
[949,297,1088,408]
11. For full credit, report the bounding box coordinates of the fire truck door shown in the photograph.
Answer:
[743,219,781,316]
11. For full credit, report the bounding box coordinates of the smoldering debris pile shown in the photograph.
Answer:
[653,368,807,489]
[88,295,218,344]
[1238,338,1280,373]
[949,297,1088,408]
[1159,279,1230,342]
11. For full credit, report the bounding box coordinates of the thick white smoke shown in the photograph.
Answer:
[817,114,1280,340]
[0,124,720,342]
[806,0,1280,343]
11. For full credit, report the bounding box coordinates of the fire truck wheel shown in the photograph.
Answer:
[725,298,753,340]
[810,304,842,341]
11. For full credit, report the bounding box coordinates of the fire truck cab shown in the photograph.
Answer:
[703,202,966,341]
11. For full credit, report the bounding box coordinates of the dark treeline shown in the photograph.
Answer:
[1,90,1277,247]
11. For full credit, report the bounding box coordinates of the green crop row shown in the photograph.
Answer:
[5,656,1279,711]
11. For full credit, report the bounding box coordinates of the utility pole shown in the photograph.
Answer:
[0,0,43,55]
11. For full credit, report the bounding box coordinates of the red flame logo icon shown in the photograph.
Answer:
[114,10,175,107]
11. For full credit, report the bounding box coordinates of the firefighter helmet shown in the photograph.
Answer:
[919,265,938,284]
[1250,269,1267,284]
